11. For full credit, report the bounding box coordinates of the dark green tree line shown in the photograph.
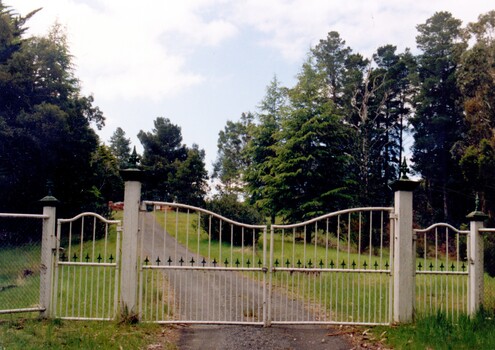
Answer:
[0,3,108,216]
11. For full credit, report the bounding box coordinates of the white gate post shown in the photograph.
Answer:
[391,160,418,323]
[39,189,58,318]
[120,150,143,317]
[466,205,487,316]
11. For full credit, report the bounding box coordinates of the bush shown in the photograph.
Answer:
[202,194,264,246]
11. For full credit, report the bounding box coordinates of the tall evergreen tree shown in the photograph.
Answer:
[109,127,131,167]
[411,11,468,223]
[244,76,286,221]
[138,117,208,204]
[212,113,253,196]
[266,57,353,225]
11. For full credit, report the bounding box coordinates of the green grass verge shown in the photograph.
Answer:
[0,318,178,350]
[373,308,495,349]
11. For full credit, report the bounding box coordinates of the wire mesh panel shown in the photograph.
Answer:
[414,224,469,320]
[138,201,267,324]
[270,208,394,325]
[0,214,46,317]
[53,213,121,320]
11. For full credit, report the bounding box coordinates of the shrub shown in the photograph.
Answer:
[202,194,264,246]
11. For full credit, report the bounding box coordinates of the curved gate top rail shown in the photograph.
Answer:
[272,207,394,229]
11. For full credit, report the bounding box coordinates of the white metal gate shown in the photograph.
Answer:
[413,223,470,319]
[52,212,121,320]
[138,202,393,325]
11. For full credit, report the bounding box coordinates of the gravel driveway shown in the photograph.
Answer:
[140,212,355,349]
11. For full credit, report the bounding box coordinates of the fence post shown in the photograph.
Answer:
[466,205,487,316]
[119,149,144,317]
[391,160,418,323]
[39,189,58,318]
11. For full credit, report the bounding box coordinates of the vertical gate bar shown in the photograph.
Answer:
[53,220,62,318]
[138,212,145,319]
[219,220,223,268]
[347,213,351,321]
[457,232,460,318]
[264,225,269,326]
[388,215,394,323]
[162,208,167,322]
[369,211,376,322]
[379,211,384,322]
[78,218,85,317]
[357,213,362,323]
[186,210,190,263]
[174,208,179,264]
[66,221,73,318]
[114,228,120,319]
[445,228,449,316]
[324,220,329,322]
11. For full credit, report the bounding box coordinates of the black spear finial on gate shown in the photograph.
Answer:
[201,258,206,267]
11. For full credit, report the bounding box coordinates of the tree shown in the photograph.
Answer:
[173,144,208,206]
[411,11,468,223]
[348,46,416,206]
[456,11,495,211]
[266,57,353,227]
[244,76,286,221]
[212,113,253,196]
[0,5,106,217]
[138,117,208,204]
[109,127,131,167]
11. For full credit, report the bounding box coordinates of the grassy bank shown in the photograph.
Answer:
[0,318,178,350]
[373,308,495,349]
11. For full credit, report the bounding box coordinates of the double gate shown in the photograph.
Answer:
[136,202,394,326]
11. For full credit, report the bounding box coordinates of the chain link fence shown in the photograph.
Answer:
[0,215,44,319]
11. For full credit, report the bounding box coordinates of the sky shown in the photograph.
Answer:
[6,0,495,180]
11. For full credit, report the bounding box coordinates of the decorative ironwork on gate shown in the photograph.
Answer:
[52,212,121,320]
[137,202,393,326]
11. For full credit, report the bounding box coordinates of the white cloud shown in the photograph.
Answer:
[9,0,238,100]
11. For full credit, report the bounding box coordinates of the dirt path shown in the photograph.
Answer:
[140,212,357,349]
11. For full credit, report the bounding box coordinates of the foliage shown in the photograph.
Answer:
[0,4,110,219]
[411,11,469,224]
[0,319,177,350]
[378,309,495,350]
[138,117,208,205]
[212,112,254,196]
[201,193,263,246]
[109,127,131,168]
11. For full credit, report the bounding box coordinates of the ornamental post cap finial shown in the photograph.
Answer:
[127,146,140,169]
[400,157,409,180]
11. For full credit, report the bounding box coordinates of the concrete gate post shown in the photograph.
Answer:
[466,205,488,316]
[391,160,418,323]
[39,186,58,318]
[120,149,144,317]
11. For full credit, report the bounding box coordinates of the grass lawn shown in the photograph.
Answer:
[372,308,495,349]
[0,318,178,350]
